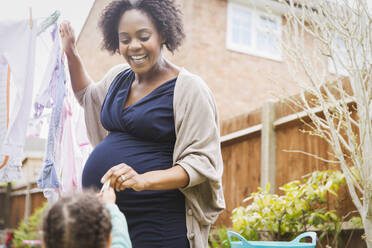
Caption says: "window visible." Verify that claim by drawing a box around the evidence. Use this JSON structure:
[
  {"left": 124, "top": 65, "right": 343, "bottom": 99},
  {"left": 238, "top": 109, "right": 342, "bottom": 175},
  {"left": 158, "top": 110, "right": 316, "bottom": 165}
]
[
  {"left": 227, "top": 1, "right": 282, "bottom": 61},
  {"left": 328, "top": 36, "right": 367, "bottom": 77},
  {"left": 328, "top": 37, "right": 349, "bottom": 76}
]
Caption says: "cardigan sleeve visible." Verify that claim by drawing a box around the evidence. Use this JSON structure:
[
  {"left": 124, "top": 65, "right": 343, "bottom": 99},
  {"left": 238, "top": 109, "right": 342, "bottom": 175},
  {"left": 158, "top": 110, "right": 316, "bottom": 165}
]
[
  {"left": 174, "top": 82, "right": 220, "bottom": 188},
  {"left": 73, "top": 64, "right": 129, "bottom": 147},
  {"left": 74, "top": 64, "right": 128, "bottom": 107},
  {"left": 173, "top": 70, "right": 225, "bottom": 225}
]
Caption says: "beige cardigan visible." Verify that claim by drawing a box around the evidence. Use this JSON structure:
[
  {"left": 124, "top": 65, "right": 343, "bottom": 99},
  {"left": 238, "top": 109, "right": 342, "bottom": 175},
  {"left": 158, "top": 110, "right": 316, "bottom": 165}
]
[{"left": 75, "top": 64, "right": 225, "bottom": 248}]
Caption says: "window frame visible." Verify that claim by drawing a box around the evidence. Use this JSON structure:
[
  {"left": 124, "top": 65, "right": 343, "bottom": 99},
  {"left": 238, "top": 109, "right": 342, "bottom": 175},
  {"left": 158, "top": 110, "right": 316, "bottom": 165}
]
[
  {"left": 328, "top": 36, "right": 349, "bottom": 76},
  {"left": 226, "top": 1, "right": 283, "bottom": 61}
]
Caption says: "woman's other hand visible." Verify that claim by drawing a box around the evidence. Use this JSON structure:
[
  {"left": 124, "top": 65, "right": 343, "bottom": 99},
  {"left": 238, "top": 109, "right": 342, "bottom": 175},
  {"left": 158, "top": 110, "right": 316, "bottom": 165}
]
[
  {"left": 98, "top": 186, "right": 116, "bottom": 204},
  {"left": 101, "top": 163, "right": 147, "bottom": 192},
  {"left": 59, "top": 21, "right": 77, "bottom": 56}
]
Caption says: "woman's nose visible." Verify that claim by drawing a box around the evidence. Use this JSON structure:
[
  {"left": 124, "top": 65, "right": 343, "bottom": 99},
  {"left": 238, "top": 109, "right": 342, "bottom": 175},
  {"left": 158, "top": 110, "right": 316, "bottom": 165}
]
[{"left": 129, "top": 39, "right": 142, "bottom": 50}]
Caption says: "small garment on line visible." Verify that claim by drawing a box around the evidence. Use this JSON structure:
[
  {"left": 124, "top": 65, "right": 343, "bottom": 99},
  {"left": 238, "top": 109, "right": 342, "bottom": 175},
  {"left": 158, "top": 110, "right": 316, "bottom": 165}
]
[
  {"left": 37, "top": 24, "right": 66, "bottom": 191},
  {"left": 34, "top": 24, "right": 61, "bottom": 118},
  {"left": 0, "top": 64, "right": 22, "bottom": 182},
  {"left": 0, "top": 19, "right": 37, "bottom": 182},
  {"left": 58, "top": 80, "right": 92, "bottom": 194}
]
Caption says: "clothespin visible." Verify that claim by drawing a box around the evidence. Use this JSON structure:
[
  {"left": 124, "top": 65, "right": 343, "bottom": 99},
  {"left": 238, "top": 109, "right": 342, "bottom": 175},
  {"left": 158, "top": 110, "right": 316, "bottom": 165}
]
[
  {"left": 37, "top": 10, "right": 61, "bottom": 35},
  {"left": 29, "top": 7, "right": 33, "bottom": 29}
]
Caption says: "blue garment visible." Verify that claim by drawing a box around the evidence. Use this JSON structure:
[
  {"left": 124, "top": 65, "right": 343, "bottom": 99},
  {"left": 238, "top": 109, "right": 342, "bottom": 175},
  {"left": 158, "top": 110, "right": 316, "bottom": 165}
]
[
  {"left": 37, "top": 25, "right": 65, "bottom": 190},
  {"left": 82, "top": 69, "right": 189, "bottom": 248}
]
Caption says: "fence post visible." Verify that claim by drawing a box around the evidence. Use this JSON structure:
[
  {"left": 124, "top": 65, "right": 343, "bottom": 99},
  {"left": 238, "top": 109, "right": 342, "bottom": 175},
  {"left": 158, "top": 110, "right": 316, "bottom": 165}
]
[
  {"left": 24, "top": 183, "right": 31, "bottom": 220},
  {"left": 4, "top": 182, "right": 11, "bottom": 227},
  {"left": 261, "top": 100, "right": 276, "bottom": 193}
]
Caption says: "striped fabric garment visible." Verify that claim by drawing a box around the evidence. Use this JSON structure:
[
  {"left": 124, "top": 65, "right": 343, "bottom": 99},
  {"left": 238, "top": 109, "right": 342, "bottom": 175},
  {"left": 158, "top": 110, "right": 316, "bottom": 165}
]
[
  {"left": 0, "top": 20, "right": 37, "bottom": 182},
  {"left": 0, "top": 64, "right": 22, "bottom": 182}
]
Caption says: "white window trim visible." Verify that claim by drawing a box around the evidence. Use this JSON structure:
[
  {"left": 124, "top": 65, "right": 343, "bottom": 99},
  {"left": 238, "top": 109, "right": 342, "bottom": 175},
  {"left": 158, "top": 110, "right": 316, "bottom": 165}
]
[
  {"left": 327, "top": 35, "right": 372, "bottom": 78},
  {"left": 226, "top": 1, "right": 283, "bottom": 62},
  {"left": 327, "top": 36, "right": 347, "bottom": 76},
  {"left": 328, "top": 56, "right": 349, "bottom": 77}
]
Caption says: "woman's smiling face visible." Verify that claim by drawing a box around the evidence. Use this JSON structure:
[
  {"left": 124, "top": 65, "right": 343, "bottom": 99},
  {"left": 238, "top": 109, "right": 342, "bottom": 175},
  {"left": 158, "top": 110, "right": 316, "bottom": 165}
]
[{"left": 117, "top": 9, "right": 165, "bottom": 74}]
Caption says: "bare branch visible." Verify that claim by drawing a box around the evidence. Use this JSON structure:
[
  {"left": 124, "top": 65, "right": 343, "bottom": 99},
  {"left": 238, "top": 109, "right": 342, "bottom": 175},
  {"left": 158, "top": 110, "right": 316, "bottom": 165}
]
[{"left": 282, "top": 149, "right": 340, "bottom": 163}]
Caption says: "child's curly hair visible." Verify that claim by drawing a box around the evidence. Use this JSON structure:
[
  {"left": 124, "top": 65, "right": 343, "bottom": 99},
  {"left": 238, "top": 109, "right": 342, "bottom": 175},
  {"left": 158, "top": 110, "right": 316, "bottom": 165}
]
[{"left": 42, "top": 192, "right": 112, "bottom": 248}]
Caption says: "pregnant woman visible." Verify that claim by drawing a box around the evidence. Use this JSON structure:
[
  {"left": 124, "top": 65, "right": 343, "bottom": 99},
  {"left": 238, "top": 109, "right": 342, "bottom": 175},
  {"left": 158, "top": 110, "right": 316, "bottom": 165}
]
[{"left": 60, "top": 0, "right": 225, "bottom": 247}]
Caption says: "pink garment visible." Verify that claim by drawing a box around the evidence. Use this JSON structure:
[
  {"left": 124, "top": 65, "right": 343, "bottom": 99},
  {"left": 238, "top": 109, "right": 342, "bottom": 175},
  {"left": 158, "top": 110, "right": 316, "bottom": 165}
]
[{"left": 58, "top": 80, "right": 91, "bottom": 194}]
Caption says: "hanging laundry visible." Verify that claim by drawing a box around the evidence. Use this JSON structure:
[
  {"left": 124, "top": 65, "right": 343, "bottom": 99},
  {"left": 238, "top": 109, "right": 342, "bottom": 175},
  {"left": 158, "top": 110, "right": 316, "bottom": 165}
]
[
  {"left": 27, "top": 117, "right": 45, "bottom": 138},
  {"left": 37, "top": 24, "right": 66, "bottom": 191},
  {"left": 0, "top": 20, "right": 37, "bottom": 182},
  {"left": 43, "top": 188, "right": 59, "bottom": 204},
  {"left": 34, "top": 24, "right": 61, "bottom": 118},
  {"left": 0, "top": 63, "right": 10, "bottom": 166},
  {"left": 35, "top": 23, "right": 91, "bottom": 201},
  {"left": 58, "top": 83, "right": 92, "bottom": 194},
  {"left": 0, "top": 63, "right": 21, "bottom": 182}
]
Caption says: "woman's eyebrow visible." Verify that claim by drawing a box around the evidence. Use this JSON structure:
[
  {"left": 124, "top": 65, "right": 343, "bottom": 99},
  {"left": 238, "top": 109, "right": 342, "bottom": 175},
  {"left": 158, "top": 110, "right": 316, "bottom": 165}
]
[
  {"left": 135, "top": 28, "right": 152, "bottom": 34},
  {"left": 119, "top": 28, "right": 152, "bottom": 37}
]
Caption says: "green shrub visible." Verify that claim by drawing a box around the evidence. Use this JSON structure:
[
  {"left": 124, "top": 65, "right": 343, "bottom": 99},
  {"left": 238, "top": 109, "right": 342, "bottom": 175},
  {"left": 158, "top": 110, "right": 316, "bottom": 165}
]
[
  {"left": 209, "top": 226, "right": 230, "bottom": 248},
  {"left": 12, "top": 203, "right": 48, "bottom": 248},
  {"left": 209, "top": 170, "right": 362, "bottom": 247}
]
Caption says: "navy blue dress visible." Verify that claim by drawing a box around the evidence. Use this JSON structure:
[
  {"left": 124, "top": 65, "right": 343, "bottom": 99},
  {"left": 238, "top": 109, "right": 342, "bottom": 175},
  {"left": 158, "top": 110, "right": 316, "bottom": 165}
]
[{"left": 82, "top": 69, "right": 189, "bottom": 248}]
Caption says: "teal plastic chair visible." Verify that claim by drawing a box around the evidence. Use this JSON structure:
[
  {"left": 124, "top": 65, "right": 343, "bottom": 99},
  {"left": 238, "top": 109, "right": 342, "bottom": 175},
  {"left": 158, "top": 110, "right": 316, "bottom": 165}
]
[{"left": 227, "top": 231, "right": 317, "bottom": 248}]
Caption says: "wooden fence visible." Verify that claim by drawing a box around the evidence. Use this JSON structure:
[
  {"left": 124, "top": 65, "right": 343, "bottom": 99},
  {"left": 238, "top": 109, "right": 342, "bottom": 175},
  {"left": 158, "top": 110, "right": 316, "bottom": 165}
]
[
  {"left": 0, "top": 183, "right": 44, "bottom": 229},
  {"left": 0, "top": 97, "right": 356, "bottom": 229},
  {"left": 216, "top": 98, "right": 356, "bottom": 226}
]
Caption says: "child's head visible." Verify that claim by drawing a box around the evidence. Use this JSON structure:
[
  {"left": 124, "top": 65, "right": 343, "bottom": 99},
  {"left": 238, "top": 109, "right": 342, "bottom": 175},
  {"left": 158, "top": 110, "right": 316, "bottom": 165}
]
[{"left": 42, "top": 192, "right": 112, "bottom": 248}]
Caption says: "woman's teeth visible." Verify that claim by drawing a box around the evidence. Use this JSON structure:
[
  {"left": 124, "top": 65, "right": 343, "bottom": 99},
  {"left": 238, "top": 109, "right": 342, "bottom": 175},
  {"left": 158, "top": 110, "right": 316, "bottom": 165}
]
[{"left": 131, "top": 55, "right": 147, "bottom": 60}]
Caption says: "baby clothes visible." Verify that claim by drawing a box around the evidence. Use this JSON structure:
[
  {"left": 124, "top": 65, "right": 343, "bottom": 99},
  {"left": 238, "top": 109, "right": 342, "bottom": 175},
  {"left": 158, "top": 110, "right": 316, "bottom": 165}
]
[
  {"left": 36, "top": 24, "right": 91, "bottom": 200},
  {"left": 58, "top": 84, "right": 91, "bottom": 194},
  {"left": 37, "top": 25, "right": 66, "bottom": 190},
  {"left": 0, "top": 64, "right": 21, "bottom": 182},
  {"left": 0, "top": 20, "right": 37, "bottom": 182},
  {"left": 0, "top": 64, "right": 10, "bottom": 167},
  {"left": 34, "top": 24, "right": 60, "bottom": 118}
]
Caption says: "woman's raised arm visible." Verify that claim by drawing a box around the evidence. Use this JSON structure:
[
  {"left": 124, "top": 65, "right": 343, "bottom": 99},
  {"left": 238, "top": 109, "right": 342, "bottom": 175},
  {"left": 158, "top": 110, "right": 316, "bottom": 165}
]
[{"left": 60, "top": 21, "right": 92, "bottom": 93}]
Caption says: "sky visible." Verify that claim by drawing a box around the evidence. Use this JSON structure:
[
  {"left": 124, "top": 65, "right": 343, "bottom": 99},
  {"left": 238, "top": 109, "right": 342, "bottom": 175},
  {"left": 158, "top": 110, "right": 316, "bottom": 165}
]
[
  {"left": 0, "top": 0, "right": 94, "bottom": 35},
  {"left": 1, "top": 0, "right": 95, "bottom": 138}
]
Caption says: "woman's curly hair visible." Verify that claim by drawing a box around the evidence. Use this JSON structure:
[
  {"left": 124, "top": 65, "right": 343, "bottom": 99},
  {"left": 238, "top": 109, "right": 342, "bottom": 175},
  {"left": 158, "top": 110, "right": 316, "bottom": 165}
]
[
  {"left": 42, "top": 192, "right": 112, "bottom": 248},
  {"left": 98, "top": 0, "right": 185, "bottom": 54}
]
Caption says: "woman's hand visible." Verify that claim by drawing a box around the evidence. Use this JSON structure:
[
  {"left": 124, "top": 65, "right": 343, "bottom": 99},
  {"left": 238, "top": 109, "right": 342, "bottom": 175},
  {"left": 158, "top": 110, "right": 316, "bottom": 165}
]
[
  {"left": 59, "top": 21, "right": 77, "bottom": 57},
  {"left": 101, "top": 163, "right": 148, "bottom": 192},
  {"left": 98, "top": 187, "right": 116, "bottom": 204}
]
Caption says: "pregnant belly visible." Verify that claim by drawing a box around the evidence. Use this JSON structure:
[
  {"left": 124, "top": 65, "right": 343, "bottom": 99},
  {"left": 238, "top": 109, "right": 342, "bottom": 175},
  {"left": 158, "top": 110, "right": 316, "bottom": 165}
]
[
  {"left": 83, "top": 131, "right": 186, "bottom": 244},
  {"left": 82, "top": 131, "right": 174, "bottom": 189}
]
